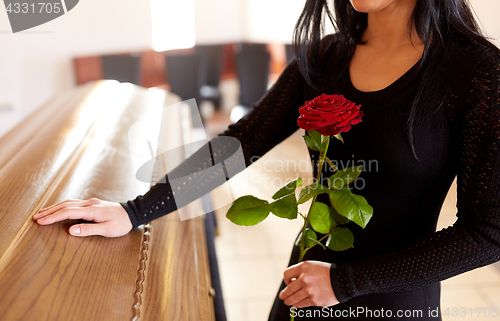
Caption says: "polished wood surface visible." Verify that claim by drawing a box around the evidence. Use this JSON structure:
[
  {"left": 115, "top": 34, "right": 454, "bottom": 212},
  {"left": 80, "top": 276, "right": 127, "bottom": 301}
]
[{"left": 0, "top": 81, "right": 215, "bottom": 321}]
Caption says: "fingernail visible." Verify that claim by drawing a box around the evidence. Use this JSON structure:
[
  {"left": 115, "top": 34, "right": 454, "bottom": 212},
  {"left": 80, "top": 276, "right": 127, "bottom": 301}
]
[{"left": 71, "top": 226, "right": 80, "bottom": 235}]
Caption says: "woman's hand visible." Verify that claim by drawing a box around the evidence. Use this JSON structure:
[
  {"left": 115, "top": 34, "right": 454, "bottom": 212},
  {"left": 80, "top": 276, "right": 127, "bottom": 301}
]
[
  {"left": 33, "top": 198, "right": 133, "bottom": 237},
  {"left": 279, "top": 261, "right": 340, "bottom": 308}
]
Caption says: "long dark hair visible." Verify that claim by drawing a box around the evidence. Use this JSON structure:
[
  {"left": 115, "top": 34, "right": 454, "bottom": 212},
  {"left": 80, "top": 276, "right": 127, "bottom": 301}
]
[{"left": 293, "top": 0, "right": 499, "bottom": 159}]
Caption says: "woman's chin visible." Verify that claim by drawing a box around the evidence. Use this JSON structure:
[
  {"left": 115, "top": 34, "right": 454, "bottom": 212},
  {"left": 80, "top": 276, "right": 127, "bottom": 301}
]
[{"left": 349, "top": 0, "right": 397, "bottom": 13}]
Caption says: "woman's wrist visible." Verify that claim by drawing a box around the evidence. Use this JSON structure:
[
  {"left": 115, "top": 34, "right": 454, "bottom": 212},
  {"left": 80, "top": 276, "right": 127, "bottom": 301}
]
[
  {"left": 120, "top": 201, "right": 141, "bottom": 229},
  {"left": 329, "top": 262, "right": 349, "bottom": 304}
]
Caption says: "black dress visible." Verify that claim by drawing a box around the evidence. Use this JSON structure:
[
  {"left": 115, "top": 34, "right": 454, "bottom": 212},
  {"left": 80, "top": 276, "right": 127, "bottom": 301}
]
[{"left": 121, "top": 39, "right": 500, "bottom": 320}]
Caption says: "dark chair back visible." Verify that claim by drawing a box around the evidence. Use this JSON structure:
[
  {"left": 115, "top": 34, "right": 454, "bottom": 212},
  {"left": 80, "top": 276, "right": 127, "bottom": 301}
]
[
  {"left": 101, "top": 54, "right": 141, "bottom": 85},
  {"left": 235, "top": 48, "right": 270, "bottom": 107},
  {"left": 196, "top": 45, "right": 224, "bottom": 109},
  {"left": 285, "top": 44, "right": 294, "bottom": 64},
  {"left": 165, "top": 53, "right": 207, "bottom": 103},
  {"left": 239, "top": 43, "right": 268, "bottom": 56},
  {"left": 196, "top": 45, "right": 223, "bottom": 87}
]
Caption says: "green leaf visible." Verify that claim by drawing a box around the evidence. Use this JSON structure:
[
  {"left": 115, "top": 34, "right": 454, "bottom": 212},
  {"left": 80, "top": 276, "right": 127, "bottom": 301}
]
[
  {"left": 226, "top": 195, "right": 270, "bottom": 226},
  {"left": 309, "top": 130, "right": 322, "bottom": 145},
  {"left": 309, "top": 202, "right": 335, "bottom": 234},
  {"left": 330, "top": 206, "right": 350, "bottom": 225},
  {"left": 329, "top": 188, "right": 373, "bottom": 228},
  {"left": 308, "top": 236, "right": 327, "bottom": 250},
  {"left": 327, "top": 166, "right": 364, "bottom": 189},
  {"left": 297, "top": 182, "right": 329, "bottom": 204},
  {"left": 295, "top": 229, "right": 317, "bottom": 248},
  {"left": 303, "top": 130, "right": 323, "bottom": 152},
  {"left": 334, "top": 134, "right": 344, "bottom": 144},
  {"left": 272, "top": 177, "right": 303, "bottom": 200},
  {"left": 326, "top": 227, "right": 354, "bottom": 251},
  {"left": 303, "top": 135, "right": 320, "bottom": 152},
  {"left": 269, "top": 193, "right": 298, "bottom": 220}
]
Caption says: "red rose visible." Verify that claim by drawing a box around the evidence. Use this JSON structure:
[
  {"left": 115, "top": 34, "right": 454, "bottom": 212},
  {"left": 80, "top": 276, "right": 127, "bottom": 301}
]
[{"left": 297, "top": 94, "right": 363, "bottom": 136}]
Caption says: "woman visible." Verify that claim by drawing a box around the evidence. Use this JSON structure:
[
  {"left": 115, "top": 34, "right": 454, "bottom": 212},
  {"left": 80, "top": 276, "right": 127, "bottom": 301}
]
[{"left": 34, "top": 0, "right": 500, "bottom": 320}]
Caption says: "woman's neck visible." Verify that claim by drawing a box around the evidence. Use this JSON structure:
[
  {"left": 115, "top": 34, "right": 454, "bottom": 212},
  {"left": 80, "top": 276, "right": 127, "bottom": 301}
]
[
  {"left": 362, "top": 0, "right": 422, "bottom": 50},
  {"left": 348, "top": 0, "right": 424, "bottom": 92}
]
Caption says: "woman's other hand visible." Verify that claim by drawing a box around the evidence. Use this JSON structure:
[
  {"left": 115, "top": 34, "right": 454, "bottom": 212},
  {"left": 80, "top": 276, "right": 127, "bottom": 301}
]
[
  {"left": 33, "top": 198, "right": 133, "bottom": 237},
  {"left": 279, "top": 261, "right": 340, "bottom": 308}
]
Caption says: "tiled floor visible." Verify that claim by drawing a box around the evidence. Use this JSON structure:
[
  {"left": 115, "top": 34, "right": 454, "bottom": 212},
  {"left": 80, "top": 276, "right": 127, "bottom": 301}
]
[{"left": 205, "top": 93, "right": 500, "bottom": 321}]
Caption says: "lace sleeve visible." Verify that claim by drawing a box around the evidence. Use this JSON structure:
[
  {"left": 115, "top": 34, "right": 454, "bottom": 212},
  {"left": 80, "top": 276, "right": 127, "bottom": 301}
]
[
  {"left": 329, "top": 52, "right": 500, "bottom": 303},
  {"left": 121, "top": 59, "right": 305, "bottom": 228}
]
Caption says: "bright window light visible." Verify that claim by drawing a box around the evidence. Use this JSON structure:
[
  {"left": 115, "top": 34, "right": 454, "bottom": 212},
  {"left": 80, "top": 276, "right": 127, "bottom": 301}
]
[{"left": 151, "top": 0, "right": 195, "bottom": 52}]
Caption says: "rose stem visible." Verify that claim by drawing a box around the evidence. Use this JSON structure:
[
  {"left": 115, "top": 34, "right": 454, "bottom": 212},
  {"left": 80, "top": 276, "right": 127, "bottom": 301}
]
[
  {"left": 325, "top": 157, "right": 338, "bottom": 172},
  {"left": 299, "top": 135, "right": 330, "bottom": 262}
]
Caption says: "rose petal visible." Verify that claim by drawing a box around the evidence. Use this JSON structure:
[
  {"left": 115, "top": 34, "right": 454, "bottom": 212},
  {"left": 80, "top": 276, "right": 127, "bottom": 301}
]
[{"left": 297, "top": 94, "right": 362, "bottom": 132}]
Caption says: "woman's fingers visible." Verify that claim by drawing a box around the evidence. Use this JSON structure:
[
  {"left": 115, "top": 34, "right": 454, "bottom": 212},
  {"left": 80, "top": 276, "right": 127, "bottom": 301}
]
[
  {"left": 36, "top": 206, "right": 102, "bottom": 225},
  {"left": 280, "top": 277, "right": 302, "bottom": 300},
  {"left": 292, "top": 298, "right": 315, "bottom": 309},
  {"left": 283, "top": 262, "right": 305, "bottom": 285},
  {"left": 281, "top": 261, "right": 339, "bottom": 308},
  {"left": 34, "top": 198, "right": 98, "bottom": 220},
  {"left": 34, "top": 198, "right": 133, "bottom": 238},
  {"left": 285, "top": 289, "right": 309, "bottom": 307},
  {"left": 280, "top": 279, "right": 307, "bottom": 306},
  {"left": 37, "top": 198, "right": 83, "bottom": 213},
  {"left": 69, "top": 222, "right": 110, "bottom": 237},
  {"left": 37, "top": 198, "right": 95, "bottom": 215}
]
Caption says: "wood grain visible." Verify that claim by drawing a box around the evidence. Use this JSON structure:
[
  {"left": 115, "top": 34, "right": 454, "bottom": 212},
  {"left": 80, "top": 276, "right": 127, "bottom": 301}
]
[{"left": 0, "top": 81, "right": 215, "bottom": 320}]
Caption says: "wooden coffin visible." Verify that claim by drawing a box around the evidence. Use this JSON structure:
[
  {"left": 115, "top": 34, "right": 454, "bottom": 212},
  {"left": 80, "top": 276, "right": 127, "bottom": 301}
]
[{"left": 0, "top": 80, "right": 215, "bottom": 321}]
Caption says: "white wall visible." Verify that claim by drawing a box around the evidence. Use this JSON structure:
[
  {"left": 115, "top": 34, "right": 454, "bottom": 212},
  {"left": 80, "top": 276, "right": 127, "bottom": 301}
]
[
  {"left": 470, "top": 0, "right": 500, "bottom": 46},
  {"left": 194, "top": 0, "right": 244, "bottom": 44},
  {"left": 194, "top": 0, "right": 305, "bottom": 44},
  {"left": 242, "top": 0, "right": 304, "bottom": 43},
  {"left": 0, "top": 0, "right": 153, "bottom": 136}
]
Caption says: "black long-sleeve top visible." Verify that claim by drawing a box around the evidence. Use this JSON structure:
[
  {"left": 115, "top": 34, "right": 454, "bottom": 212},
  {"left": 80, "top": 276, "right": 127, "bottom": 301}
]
[{"left": 121, "top": 39, "right": 500, "bottom": 304}]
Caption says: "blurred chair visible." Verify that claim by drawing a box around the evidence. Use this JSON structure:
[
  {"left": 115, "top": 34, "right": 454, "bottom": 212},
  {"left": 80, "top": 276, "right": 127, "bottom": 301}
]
[
  {"left": 101, "top": 54, "right": 141, "bottom": 85},
  {"left": 231, "top": 43, "right": 270, "bottom": 123},
  {"left": 285, "top": 44, "right": 295, "bottom": 64},
  {"left": 196, "top": 45, "right": 224, "bottom": 110},
  {"left": 239, "top": 43, "right": 268, "bottom": 55},
  {"left": 165, "top": 53, "right": 206, "bottom": 102},
  {"left": 165, "top": 53, "right": 207, "bottom": 127}
]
